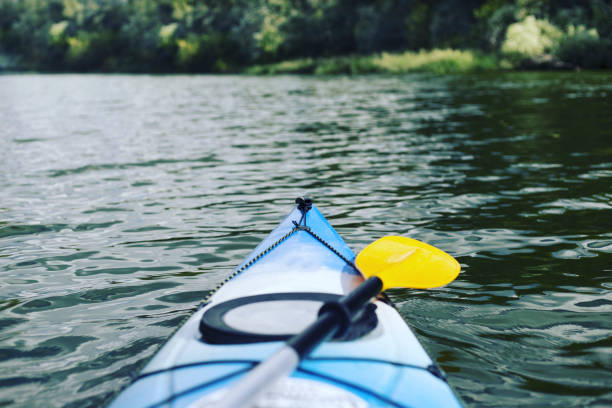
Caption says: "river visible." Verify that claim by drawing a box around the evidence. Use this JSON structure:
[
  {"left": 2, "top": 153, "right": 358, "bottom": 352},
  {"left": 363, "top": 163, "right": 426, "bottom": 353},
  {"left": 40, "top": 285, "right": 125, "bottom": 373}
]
[{"left": 0, "top": 72, "right": 610, "bottom": 407}]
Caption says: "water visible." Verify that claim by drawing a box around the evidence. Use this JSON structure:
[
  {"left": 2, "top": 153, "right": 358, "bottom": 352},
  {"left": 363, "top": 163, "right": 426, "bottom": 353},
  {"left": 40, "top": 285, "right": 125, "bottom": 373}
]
[{"left": 0, "top": 72, "right": 610, "bottom": 407}]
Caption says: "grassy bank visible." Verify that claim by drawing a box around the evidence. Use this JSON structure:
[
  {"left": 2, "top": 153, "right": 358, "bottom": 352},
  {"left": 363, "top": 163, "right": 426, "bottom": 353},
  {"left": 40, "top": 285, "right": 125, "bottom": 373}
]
[{"left": 246, "top": 49, "right": 502, "bottom": 75}]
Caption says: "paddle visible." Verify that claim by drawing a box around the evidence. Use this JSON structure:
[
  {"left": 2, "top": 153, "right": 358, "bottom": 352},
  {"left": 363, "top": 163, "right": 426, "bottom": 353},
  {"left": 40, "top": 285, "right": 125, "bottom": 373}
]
[{"left": 193, "top": 236, "right": 460, "bottom": 408}]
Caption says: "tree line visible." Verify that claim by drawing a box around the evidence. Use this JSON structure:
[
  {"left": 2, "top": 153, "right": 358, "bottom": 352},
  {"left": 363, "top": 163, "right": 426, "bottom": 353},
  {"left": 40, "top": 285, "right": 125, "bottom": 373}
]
[{"left": 0, "top": 0, "right": 610, "bottom": 72}]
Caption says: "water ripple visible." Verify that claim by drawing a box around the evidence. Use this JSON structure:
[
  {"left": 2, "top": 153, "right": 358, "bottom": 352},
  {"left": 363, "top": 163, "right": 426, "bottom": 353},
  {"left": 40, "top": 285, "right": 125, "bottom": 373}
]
[{"left": 0, "top": 72, "right": 611, "bottom": 407}]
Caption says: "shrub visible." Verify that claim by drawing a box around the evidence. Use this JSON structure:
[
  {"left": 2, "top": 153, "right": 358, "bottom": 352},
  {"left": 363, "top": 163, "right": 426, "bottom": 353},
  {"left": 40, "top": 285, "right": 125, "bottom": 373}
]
[
  {"left": 501, "top": 16, "right": 562, "bottom": 62},
  {"left": 246, "top": 58, "right": 316, "bottom": 74},
  {"left": 374, "top": 49, "right": 498, "bottom": 74},
  {"left": 555, "top": 25, "right": 610, "bottom": 68}
]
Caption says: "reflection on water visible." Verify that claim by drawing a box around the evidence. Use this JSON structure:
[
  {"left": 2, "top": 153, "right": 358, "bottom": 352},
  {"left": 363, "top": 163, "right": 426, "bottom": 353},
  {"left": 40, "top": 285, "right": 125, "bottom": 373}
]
[{"left": 0, "top": 72, "right": 611, "bottom": 407}]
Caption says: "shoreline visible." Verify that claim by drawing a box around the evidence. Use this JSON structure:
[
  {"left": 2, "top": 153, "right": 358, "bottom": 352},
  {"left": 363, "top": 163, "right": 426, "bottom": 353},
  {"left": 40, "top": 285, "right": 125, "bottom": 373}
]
[
  {"left": 246, "top": 49, "right": 502, "bottom": 75},
  {"left": 0, "top": 49, "right": 596, "bottom": 76}
]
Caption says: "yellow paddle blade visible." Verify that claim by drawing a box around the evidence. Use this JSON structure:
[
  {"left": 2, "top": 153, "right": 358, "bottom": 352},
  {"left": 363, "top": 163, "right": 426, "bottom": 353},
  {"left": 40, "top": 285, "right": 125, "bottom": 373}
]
[{"left": 355, "top": 236, "right": 460, "bottom": 290}]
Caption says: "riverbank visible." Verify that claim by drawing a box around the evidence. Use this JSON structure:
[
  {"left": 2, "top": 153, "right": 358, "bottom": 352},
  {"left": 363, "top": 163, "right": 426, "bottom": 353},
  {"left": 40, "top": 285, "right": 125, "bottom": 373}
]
[
  {"left": 245, "top": 48, "right": 587, "bottom": 75},
  {"left": 1, "top": 49, "right": 501, "bottom": 75},
  {"left": 246, "top": 49, "right": 504, "bottom": 75},
  {"left": 3, "top": 48, "right": 585, "bottom": 76}
]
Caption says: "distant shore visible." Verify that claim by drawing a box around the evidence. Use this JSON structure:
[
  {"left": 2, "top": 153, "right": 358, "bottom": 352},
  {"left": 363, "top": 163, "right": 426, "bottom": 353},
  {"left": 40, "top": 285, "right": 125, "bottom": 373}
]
[
  {"left": 245, "top": 49, "right": 590, "bottom": 75},
  {"left": 2, "top": 48, "right": 588, "bottom": 75},
  {"left": 245, "top": 49, "right": 500, "bottom": 75},
  {"left": 3, "top": 1, "right": 608, "bottom": 76}
]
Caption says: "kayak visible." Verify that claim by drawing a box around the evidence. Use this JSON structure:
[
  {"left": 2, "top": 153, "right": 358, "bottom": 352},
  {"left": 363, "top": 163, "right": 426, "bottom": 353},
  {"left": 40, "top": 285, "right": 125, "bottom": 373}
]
[{"left": 109, "top": 198, "right": 463, "bottom": 408}]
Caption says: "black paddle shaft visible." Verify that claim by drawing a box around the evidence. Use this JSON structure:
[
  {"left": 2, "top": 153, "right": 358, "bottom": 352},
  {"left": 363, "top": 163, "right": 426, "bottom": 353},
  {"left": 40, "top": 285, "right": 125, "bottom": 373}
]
[{"left": 287, "top": 276, "right": 383, "bottom": 358}]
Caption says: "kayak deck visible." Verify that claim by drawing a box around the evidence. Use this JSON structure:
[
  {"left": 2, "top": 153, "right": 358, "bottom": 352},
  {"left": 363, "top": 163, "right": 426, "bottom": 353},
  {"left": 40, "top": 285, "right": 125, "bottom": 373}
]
[{"left": 109, "top": 202, "right": 462, "bottom": 407}]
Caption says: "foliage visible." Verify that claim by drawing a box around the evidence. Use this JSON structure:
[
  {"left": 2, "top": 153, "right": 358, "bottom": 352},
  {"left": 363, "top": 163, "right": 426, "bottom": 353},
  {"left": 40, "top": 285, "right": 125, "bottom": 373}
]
[
  {"left": 254, "top": 5, "right": 285, "bottom": 56},
  {"left": 501, "top": 16, "right": 562, "bottom": 60},
  {"left": 555, "top": 25, "right": 611, "bottom": 69},
  {"left": 374, "top": 49, "right": 500, "bottom": 74},
  {"left": 0, "top": 0, "right": 610, "bottom": 72},
  {"left": 476, "top": 3, "right": 518, "bottom": 50}
]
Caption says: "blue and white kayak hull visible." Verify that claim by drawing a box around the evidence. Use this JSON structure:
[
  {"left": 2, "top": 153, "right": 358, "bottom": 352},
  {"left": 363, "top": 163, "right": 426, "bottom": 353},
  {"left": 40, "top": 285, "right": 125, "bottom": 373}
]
[{"left": 109, "top": 202, "right": 463, "bottom": 408}]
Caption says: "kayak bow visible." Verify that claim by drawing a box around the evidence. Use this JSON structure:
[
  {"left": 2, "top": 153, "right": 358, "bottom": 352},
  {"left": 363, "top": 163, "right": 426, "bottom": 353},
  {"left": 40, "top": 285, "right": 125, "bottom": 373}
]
[{"left": 109, "top": 198, "right": 463, "bottom": 408}]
